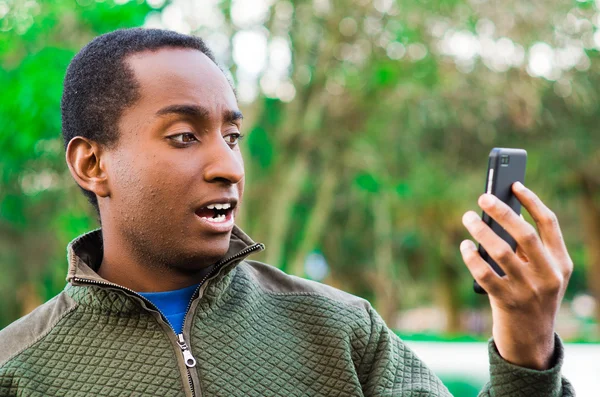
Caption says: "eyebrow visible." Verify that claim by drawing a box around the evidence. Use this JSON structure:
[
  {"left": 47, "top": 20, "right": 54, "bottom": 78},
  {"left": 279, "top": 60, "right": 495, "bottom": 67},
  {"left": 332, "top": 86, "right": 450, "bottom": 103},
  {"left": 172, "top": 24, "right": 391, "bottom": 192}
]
[
  {"left": 224, "top": 109, "right": 244, "bottom": 123},
  {"left": 156, "top": 104, "right": 243, "bottom": 123}
]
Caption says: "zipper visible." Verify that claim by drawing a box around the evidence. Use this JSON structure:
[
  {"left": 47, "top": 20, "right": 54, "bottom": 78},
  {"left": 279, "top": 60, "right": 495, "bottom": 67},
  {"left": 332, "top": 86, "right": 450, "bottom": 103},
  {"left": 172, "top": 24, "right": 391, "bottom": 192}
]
[
  {"left": 176, "top": 242, "right": 264, "bottom": 397},
  {"left": 177, "top": 333, "right": 197, "bottom": 396},
  {"left": 178, "top": 334, "right": 196, "bottom": 396},
  {"left": 178, "top": 333, "right": 197, "bottom": 367},
  {"left": 72, "top": 241, "right": 264, "bottom": 397}
]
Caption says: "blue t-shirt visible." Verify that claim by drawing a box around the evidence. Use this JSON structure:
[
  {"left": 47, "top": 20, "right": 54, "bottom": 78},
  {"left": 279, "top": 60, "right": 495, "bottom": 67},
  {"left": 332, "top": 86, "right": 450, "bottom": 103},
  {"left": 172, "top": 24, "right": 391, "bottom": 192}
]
[{"left": 139, "top": 283, "right": 199, "bottom": 334}]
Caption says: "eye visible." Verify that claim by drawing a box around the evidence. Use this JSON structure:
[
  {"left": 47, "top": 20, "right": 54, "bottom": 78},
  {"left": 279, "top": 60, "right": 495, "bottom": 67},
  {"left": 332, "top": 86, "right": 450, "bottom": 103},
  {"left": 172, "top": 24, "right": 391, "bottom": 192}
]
[
  {"left": 169, "top": 133, "right": 198, "bottom": 144},
  {"left": 224, "top": 133, "right": 245, "bottom": 146}
]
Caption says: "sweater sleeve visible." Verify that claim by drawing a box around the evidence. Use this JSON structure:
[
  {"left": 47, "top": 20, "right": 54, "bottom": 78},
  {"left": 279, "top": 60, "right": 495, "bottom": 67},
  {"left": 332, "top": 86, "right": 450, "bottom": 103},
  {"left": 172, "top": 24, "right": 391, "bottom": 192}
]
[
  {"left": 478, "top": 334, "right": 576, "bottom": 397},
  {"left": 357, "top": 306, "right": 575, "bottom": 397}
]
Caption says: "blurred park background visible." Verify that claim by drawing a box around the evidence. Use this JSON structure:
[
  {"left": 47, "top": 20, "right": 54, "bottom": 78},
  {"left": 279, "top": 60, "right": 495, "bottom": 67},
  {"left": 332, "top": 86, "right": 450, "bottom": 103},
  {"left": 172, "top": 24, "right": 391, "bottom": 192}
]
[{"left": 1, "top": 0, "right": 599, "bottom": 395}]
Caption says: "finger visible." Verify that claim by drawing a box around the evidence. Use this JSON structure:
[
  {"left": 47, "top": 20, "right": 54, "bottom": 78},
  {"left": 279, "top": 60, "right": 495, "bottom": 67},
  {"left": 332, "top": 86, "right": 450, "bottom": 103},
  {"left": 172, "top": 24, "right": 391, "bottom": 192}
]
[
  {"left": 515, "top": 245, "right": 530, "bottom": 263},
  {"left": 478, "top": 193, "right": 548, "bottom": 266},
  {"left": 512, "top": 182, "right": 570, "bottom": 262},
  {"left": 462, "top": 211, "right": 524, "bottom": 280},
  {"left": 460, "top": 239, "right": 504, "bottom": 294}
]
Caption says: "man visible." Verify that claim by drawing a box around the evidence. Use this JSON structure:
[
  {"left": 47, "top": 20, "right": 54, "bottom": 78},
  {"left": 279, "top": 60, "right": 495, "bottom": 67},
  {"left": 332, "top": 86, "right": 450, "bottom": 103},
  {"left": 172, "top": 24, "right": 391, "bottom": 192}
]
[{"left": 0, "top": 28, "right": 575, "bottom": 396}]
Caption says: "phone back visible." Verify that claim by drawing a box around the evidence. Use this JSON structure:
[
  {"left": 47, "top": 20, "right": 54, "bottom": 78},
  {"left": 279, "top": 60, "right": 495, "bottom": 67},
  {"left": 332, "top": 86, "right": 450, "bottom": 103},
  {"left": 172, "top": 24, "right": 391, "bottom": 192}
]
[{"left": 474, "top": 148, "right": 527, "bottom": 294}]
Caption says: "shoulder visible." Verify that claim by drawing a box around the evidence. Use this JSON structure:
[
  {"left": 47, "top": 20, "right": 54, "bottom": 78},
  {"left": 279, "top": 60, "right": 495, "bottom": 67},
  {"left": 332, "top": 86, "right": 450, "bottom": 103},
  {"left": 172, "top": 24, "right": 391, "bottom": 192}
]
[
  {"left": 0, "top": 291, "right": 77, "bottom": 367},
  {"left": 237, "top": 259, "right": 372, "bottom": 314},
  {"left": 236, "top": 260, "right": 383, "bottom": 369}
]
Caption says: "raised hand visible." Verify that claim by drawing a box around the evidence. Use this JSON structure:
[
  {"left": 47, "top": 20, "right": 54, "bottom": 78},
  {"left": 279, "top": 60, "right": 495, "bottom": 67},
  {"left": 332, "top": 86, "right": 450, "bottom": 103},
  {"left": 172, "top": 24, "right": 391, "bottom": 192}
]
[{"left": 460, "top": 181, "right": 573, "bottom": 370}]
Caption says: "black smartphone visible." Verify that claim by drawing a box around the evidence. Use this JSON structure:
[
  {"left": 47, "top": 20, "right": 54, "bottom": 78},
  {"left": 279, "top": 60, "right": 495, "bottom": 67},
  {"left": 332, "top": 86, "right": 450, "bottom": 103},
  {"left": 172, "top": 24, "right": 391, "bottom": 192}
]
[{"left": 474, "top": 148, "right": 527, "bottom": 294}]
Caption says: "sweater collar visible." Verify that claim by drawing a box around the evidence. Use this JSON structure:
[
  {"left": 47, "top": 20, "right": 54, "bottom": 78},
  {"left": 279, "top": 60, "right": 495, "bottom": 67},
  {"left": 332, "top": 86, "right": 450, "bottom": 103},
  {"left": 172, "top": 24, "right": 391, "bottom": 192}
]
[{"left": 65, "top": 225, "right": 264, "bottom": 286}]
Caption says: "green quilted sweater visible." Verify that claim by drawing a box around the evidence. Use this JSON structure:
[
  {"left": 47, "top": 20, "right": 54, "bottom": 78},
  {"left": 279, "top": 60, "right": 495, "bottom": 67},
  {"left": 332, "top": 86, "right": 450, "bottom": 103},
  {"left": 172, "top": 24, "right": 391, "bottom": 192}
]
[{"left": 0, "top": 227, "right": 574, "bottom": 396}]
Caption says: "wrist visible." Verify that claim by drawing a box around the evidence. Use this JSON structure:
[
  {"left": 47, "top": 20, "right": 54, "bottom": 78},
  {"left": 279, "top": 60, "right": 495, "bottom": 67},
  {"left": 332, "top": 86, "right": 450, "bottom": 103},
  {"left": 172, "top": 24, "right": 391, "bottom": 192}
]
[{"left": 493, "top": 326, "right": 556, "bottom": 370}]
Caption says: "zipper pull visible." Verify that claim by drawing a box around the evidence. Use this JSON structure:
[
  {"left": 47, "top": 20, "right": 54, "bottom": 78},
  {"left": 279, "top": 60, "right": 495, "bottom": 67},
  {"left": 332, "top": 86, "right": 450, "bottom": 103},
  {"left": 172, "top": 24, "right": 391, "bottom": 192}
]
[{"left": 177, "top": 333, "right": 197, "bottom": 368}]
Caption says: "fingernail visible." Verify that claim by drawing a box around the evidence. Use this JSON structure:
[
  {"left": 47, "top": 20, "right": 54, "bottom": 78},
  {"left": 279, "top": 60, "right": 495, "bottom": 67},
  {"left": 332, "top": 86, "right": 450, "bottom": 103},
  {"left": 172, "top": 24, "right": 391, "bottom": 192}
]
[
  {"left": 460, "top": 240, "right": 475, "bottom": 253},
  {"left": 463, "top": 211, "right": 480, "bottom": 225},
  {"left": 479, "top": 194, "right": 496, "bottom": 208},
  {"left": 513, "top": 181, "right": 524, "bottom": 191}
]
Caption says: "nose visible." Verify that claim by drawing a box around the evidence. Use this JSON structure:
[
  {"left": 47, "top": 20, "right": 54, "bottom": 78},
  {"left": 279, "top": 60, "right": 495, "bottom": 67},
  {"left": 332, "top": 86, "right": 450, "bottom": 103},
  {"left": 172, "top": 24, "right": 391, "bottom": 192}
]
[{"left": 203, "top": 137, "right": 245, "bottom": 185}]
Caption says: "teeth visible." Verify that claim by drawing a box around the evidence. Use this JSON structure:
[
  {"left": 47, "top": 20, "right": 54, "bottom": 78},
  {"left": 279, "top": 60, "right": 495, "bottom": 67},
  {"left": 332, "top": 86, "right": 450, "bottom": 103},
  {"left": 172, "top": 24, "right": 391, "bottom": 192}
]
[
  {"left": 205, "top": 203, "right": 232, "bottom": 210},
  {"left": 207, "top": 214, "right": 226, "bottom": 222},
  {"left": 200, "top": 214, "right": 228, "bottom": 222}
]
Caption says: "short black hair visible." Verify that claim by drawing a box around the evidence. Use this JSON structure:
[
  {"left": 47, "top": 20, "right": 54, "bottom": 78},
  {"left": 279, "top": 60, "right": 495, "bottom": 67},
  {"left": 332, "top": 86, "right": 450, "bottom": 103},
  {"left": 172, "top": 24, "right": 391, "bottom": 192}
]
[{"left": 61, "top": 28, "right": 219, "bottom": 214}]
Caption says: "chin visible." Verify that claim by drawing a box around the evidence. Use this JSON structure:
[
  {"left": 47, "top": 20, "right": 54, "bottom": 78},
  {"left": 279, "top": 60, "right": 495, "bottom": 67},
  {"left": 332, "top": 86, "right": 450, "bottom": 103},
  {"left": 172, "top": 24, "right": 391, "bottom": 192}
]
[{"left": 186, "top": 234, "right": 231, "bottom": 267}]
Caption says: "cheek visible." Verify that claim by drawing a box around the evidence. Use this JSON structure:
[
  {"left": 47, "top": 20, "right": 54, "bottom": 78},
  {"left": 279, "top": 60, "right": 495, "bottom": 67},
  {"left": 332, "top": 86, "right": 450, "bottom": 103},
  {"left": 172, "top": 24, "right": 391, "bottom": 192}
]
[
  {"left": 236, "top": 151, "right": 245, "bottom": 191},
  {"left": 110, "top": 149, "right": 197, "bottom": 207},
  {"left": 238, "top": 177, "right": 245, "bottom": 199},
  {"left": 235, "top": 151, "right": 245, "bottom": 213}
]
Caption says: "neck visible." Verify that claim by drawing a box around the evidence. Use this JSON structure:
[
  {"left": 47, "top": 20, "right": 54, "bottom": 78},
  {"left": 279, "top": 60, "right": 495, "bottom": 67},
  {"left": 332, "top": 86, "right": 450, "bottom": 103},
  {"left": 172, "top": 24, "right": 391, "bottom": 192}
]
[{"left": 98, "top": 230, "right": 217, "bottom": 293}]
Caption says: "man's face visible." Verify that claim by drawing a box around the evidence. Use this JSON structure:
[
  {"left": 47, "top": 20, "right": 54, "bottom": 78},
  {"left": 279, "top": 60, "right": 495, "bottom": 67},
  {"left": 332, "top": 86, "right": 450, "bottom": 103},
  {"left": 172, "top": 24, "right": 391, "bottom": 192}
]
[{"left": 101, "top": 48, "right": 245, "bottom": 271}]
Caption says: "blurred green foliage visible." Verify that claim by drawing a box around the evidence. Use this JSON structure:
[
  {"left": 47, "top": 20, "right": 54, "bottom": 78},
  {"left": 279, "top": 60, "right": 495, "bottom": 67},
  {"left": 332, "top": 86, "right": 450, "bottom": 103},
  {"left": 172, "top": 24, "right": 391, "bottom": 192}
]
[
  {"left": 0, "top": 0, "right": 155, "bottom": 324},
  {"left": 0, "top": 0, "right": 599, "bottom": 346}
]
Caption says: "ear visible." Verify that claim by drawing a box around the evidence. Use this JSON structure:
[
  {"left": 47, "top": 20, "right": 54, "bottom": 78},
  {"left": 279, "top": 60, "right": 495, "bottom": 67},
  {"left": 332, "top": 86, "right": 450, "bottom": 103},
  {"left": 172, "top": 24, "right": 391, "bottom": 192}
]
[{"left": 65, "top": 137, "right": 110, "bottom": 199}]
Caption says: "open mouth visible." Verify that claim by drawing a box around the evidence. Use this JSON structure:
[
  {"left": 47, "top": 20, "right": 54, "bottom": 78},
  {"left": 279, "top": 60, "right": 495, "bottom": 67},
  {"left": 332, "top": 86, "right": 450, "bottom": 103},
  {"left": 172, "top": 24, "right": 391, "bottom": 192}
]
[{"left": 195, "top": 202, "right": 235, "bottom": 223}]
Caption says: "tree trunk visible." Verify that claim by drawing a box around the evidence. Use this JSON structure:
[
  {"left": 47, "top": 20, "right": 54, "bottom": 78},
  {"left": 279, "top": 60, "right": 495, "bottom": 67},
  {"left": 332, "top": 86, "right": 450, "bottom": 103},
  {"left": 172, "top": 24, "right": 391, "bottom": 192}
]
[
  {"left": 437, "top": 260, "right": 463, "bottom": 333},
  {"left": 371, "top": 192, "right": 399, "bottom": 325},
  {"left": 263, "top": 155, "right": 309, "bottom": 267},
  {"left": 579, "top": 174, "right": 600, "bottom": 321},
  {"left": 439, "top": 226, "right": 465, "bottom": 334},
  {"left": 289, "top": 168, "right": 338, "bottom": 276}
]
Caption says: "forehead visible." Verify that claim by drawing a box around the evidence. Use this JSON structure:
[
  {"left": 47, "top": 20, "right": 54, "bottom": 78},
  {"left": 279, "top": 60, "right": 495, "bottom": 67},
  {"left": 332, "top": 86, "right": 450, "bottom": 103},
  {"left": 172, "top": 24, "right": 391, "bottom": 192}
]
[{"left": 125, "top": 48, "right": 236, "bottom": 111}]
